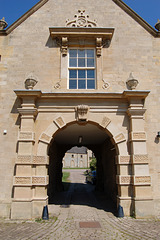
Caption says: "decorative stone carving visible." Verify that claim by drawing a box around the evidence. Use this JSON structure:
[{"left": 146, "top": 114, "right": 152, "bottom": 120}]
[
  {"left": 102, "top": 79, "right": 110, "bottom": 90},
  {"left": 0, "top": 17, "right": 8, "bottom": 30},
  {"left": 126, "top": 72, "right": 139, "bottom": 90},
  {"left": 130, "top": 132, "right": 146, "bottom": 141},
  {"left": 134, "top": 176, "right": 151, "bottom": 185},
  {"left": 18, "top": 132, "right": 35, "bottom": 142},
  {"left": 116, "top": 175, "right": 132, "bottom": 185},
  {"left": 76, "top": 105, "right": 89, "bottom": 121},
  {"left": 132, "top": 155, "right": 149, "bottom": 164},
  {"left": 114, "top": 133, "right": 126, "bottom": 144},
  {"left": 54, "top": 81, "right": 61, "bottom": 89},
  {"left": 33, "top": 156, "right": 49, "bottom": 165},
  {"left": 25, "top": 73, "right": 38, "bottom": 90},
  {"left": 16, "top": 155, "right": 32, "bottom": 164},
  {"left": 39, "top": 133, "right": 51, "bottom": 144},
  {"left": 117, "top": 156, "right": 131, "bottom": 165},
  {"left": 66, "top": 10, "right": 97, "bottom": 28},
  {"left": 32, "top": 177, "right": 46, "bottom": 185},
  {"left": 96, "top": 38, "right": 102, "bottom": 56},
  {"left": 54, "top": 116, "right": 66, "bottom": 128},
  {"left": 155, "top": 19, "right": 160, "bottom": 31},
  {"left": 16, "top": 155, "right": 49, "bottom": 165},
  {"left": 100, "top": 116, "right": 111, "bottom": 128},
  {"left": 14, "top": 177, "right": 31, "bottom": 185},
  {"left": 61, "top": 37, "right": 68, "bottom": 56}
]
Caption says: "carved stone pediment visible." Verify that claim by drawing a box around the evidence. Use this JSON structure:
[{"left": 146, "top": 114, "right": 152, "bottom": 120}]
[{"left": 66, "top": 10, "right": 97, "bottom": 28}]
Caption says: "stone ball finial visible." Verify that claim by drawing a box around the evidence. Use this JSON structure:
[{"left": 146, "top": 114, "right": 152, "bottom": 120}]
[
  {"left": 0, "top": 17, "right": 8, "bottom": 30},
  {"left": 155, "top": 19, "right": 160, "bottom": 31},
  {"left": 24, "top": 73, "right": 38, "bottom": 90},
  {"left": 126, "top": 72, "right": 139, "bottom": 90}
]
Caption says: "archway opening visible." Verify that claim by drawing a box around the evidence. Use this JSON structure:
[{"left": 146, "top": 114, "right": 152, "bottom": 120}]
[{"left": 47, "top": 121, "right": 118, "bottom": 211}]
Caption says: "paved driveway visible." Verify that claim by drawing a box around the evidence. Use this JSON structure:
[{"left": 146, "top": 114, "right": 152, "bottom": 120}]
[{"left": 0, "top": 169, "right": 160, "bottom": 240}]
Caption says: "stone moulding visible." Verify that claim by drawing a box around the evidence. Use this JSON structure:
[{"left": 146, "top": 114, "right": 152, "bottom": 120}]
[
  {"left": 13, "top": 176, "right": 49, "bottom": 186},
  {"left": 16, "top": 155, "right": 49, "bottom": 165}
]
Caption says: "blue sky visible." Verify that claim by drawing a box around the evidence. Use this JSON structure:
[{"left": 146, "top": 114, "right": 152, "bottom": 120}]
[{"left": 0, "top": 0, "right": 159, "bottom": 29}]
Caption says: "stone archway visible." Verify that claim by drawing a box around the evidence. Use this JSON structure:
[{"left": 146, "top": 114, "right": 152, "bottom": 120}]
[
  {"left": 37, "top": 114, "right": 131, "bottom": 215},
  {"left": 12, "top": 90, "right": 153, "bottom": 219}
]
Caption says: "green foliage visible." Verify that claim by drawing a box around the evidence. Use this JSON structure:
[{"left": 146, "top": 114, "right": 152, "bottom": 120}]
[
  {"left": 90, "top": 158, "right": 97, "bottom": 171},
  {"left": 62, "top": 171, "right": 70, "bottom": 182}
]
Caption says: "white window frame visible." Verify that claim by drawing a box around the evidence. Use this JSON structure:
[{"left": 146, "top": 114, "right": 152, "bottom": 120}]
[{"left": 67, "top": 48, "right": 96, "bottom": 90}]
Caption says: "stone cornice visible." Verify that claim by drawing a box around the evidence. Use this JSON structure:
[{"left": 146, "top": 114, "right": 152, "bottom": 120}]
[
  {"left": 14, "top": 90, "right": 150, "bottom": 101},
  {"left": 49, "top": 27, "right": 114, "bottom": 40}
]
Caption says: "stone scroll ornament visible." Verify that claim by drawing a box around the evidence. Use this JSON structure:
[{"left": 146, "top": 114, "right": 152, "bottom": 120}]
[{"left": 66, "top": 10, "right": 97, "bottom": 27}]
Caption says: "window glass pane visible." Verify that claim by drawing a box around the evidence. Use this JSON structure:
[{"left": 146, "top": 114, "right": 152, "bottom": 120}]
[
  {"left": 87, "top": 70, "right": 95, "bottom": 78},
  {"left": 78, "top": 49, "right": 85, "bottom": 57},
  {"left": 69, "top": 80, "right": 77, "bottom": 89},
  {"left": 78, "top": 58, "right": 85, "bottom": 67},
  {"left": 87, "top": 58, "right": 94, "bottom": 67},
  {"left": 78, "top": 70, "right": 85, "bottom": 78},
  {"left": 69, "top": 49, "right": 77, "bottom": 57},
  {"left": 87, "top": 49, "right": 94, "bottom": 58},
  {"left": 78, "top": 80, "right": 86, "bottom": 89},
  {"left": 87, "top": 80, "right": 95, "bottom": 89},
  {"left": 69, "top": 58, "right": 77, "bottom": 67},
  {"left": 69, "top": 70, "right": 77, "bottom": 78}
]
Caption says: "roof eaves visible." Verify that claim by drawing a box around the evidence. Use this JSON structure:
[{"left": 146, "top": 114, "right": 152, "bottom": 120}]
[
  {"left": 0, "top": 0, "right": 49, "bottom": 35},
  {"left": 112, "top": 0, "right": 160, "bottom": 38}
]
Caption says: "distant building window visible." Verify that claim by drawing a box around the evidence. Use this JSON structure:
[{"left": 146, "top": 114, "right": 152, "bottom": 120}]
[
  {"left": 81, "top": 155, "right": 83, "bottom": 158},
  {"left": 68, "top": 49, "right": 96, "bottom": 89},
  {"left": 72, "top": 154, "right": 74, "bottom": 158}
]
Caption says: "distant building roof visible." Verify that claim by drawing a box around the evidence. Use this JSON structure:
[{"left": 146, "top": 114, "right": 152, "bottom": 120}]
[{"left": 67, "top": 146, "right": 87, "bottom": 154}]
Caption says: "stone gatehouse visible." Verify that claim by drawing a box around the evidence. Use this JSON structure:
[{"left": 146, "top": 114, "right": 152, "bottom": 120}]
[{"left": 0, "top": 0, "right": 160, "bottom": 219}]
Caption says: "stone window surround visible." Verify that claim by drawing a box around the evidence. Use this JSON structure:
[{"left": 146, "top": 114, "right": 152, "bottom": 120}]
[{"left": 49, "top": 27, "right": 114, "bottom": 89}]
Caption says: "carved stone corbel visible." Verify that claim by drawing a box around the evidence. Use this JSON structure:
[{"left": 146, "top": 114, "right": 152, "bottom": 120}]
[
  {"left": 96, "top": 38, "right": 102, "bottom": 56},
  {"left": 76, "top": 105, "right": 89, "bottom": 121},
  {"left": 61, "top": 37, "right": 68, "bottom": 56}
]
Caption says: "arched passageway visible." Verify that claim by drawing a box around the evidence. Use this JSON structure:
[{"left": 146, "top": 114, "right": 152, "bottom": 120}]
[{"left": 47, "top": 122, "right": 118, "bottom": 208}]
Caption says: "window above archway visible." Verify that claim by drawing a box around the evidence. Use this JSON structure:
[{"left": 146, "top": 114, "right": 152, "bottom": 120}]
[{"left": 49, "top": 9, "right": 114, "bottom": 57}]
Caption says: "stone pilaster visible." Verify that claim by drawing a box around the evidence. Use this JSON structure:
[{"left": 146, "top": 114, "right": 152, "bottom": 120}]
[{"left": 127, "top": 97, "right": 153, "bottom": 218}]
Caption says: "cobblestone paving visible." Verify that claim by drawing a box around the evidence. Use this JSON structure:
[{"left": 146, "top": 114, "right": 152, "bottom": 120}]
[{"left": 0, "top": 169, "right": 160, "bottom": 240}]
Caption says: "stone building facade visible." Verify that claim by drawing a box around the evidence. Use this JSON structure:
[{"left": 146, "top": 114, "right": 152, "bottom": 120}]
[
  {"left": 62, "top": 146, "right": 90, "bottom": 168},
  {"left": 0, "top": 0, "right": 160, "bottom": 219}
]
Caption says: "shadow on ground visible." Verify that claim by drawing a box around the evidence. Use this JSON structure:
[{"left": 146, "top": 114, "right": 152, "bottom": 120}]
[{"left": 49, "top": 182, "right": 117, "bottom": 216}]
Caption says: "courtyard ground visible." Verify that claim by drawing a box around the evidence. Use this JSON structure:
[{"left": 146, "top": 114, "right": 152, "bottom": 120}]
[{"left": 0, "top": 169, "right": 160, "bottom": 240}]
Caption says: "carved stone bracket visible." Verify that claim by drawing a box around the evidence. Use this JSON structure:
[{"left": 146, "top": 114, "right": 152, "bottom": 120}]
[
  {"left": 61, "top": 37, "right": 68, "bottom": 56},
  {"left": 76, "top": 105, "right": 89, "bottom": 121}
]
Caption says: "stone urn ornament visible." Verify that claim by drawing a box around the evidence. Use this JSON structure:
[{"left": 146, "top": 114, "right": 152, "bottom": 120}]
[
  {"left": 126, "top": 72, "right": 139, "bottom": 90},
  {"left": 0, "top": 17, "right": 8, "bottom": 30},
  {"left": 25, "top": 73, "right": 38, "bottom": 90},
  {"left": 155, "top": 19, "right": 160, "bottom": 31}
]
